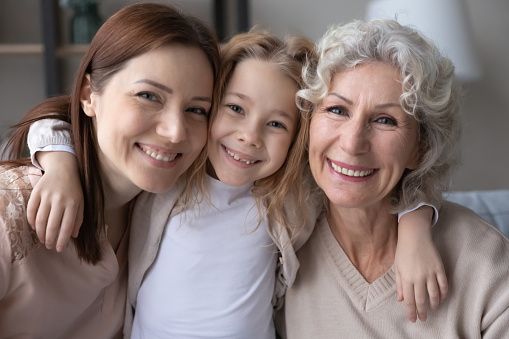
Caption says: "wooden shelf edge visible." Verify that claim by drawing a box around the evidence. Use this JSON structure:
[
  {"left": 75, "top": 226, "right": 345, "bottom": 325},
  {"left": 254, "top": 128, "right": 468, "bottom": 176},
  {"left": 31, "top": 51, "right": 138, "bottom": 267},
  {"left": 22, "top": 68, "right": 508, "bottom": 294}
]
[
  {"left": 0, "top": 44, "right": 89, "bottom": 56},
  {"left": 0, "top": 44, "right": 43, "bottom": 55},
  {"left": 57, "top": 44, "right": 90, "bottom": 57}
]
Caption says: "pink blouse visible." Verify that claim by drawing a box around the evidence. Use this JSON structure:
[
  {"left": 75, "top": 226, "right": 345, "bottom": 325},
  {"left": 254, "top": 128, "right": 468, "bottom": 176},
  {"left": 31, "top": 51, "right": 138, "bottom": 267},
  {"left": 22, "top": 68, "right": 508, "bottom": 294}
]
[{"left": 0, "top": 166, "right": 129, "bottom": 338}]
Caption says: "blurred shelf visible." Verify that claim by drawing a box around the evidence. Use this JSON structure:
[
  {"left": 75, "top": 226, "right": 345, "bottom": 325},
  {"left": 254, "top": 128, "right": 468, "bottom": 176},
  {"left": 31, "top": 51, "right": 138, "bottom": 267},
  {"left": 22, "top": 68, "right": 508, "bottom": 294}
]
[
  {"left": 0, "top": 43, "right": 89, "bottom": 56},
  {"left": 0, "top": 44, "right": 43, "bottom": 55}
]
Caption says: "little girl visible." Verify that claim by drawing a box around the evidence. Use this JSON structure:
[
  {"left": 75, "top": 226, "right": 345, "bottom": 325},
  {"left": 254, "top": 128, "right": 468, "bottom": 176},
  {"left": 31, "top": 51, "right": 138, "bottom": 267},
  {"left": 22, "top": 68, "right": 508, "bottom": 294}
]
[{"left": 27, "top": 30, "right": 446, "bottom": 337}]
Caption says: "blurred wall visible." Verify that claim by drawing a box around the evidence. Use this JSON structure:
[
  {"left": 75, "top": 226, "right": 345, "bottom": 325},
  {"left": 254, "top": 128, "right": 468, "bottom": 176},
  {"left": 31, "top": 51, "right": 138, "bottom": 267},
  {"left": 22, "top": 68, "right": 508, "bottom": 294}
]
[{"left": 1, "top": 0, "right": 508, "bottom": 190}]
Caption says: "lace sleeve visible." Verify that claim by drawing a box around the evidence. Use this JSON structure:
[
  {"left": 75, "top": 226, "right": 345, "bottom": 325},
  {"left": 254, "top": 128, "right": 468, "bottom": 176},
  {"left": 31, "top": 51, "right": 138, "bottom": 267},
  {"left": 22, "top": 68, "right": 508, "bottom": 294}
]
[{"left": 0, "top": 166, "right": 41, "bottom": 265}]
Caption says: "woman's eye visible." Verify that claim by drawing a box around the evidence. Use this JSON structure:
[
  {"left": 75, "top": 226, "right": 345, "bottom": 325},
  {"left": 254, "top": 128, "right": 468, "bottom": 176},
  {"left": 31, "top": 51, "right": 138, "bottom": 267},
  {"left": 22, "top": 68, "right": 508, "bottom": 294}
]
[
  {"left": 187, "top": 107, "right": 208, "bottom": 116},
  {"left": 137, "top": 92, "right": 158, "bottom": 102},
  {"left": 376, "top": 116, "right": 397, "bottom": 126},
  {"left": 268, "top": 121, "right": 286, "bottom": 129},
  {"left": 228, "top": 105, "right": 244, "bottom": 114},
  {"left": 326, "top": 105, "right": 348, "bottom": 116}
]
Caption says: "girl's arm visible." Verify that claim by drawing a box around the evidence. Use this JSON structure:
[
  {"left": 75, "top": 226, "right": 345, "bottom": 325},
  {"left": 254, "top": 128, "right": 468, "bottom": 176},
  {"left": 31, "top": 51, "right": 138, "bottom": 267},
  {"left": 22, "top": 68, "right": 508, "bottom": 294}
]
[
  {"left": 27, "top": 119, "right": 83, "bottom": 252},
  {"left": 395, "top": 204, "right": 448, "bottom": 323}
]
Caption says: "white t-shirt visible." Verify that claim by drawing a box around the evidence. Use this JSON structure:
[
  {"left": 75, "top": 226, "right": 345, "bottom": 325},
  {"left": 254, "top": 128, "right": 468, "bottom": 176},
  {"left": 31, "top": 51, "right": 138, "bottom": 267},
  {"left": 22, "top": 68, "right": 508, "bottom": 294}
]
[{"left": 132, "top": 176, "right": 278, "bottom": 338}]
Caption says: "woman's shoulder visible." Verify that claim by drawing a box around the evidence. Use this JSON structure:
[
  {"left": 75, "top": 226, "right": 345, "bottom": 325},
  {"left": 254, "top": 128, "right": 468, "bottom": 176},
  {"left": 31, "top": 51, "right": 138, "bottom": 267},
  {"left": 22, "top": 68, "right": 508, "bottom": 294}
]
[{"left": 0, "top": 165, "right": 41, "bottom": 263}]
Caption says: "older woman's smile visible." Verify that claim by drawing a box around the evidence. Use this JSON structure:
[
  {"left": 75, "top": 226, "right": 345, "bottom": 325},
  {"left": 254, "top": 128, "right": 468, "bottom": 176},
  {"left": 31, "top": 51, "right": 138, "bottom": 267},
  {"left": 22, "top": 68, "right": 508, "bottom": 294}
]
[
  {"left": 309, "top": 62, "right": 419, "bottom": 209},
  {"left": 329, "top": 159, "right": 377, "bottom": 179}
]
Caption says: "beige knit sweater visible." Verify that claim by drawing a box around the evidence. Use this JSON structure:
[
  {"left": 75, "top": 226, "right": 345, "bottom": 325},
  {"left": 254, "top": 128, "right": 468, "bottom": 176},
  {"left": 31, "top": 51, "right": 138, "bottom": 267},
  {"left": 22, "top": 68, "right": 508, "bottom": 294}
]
[{"left": 277, "top": 201, "right": 509, "bottom": 338}]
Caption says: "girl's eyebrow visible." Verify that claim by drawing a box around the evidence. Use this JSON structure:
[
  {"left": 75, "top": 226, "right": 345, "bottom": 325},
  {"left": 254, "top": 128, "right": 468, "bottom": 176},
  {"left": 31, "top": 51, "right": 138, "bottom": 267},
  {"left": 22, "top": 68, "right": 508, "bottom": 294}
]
[
  {"left": 225, "top": 91, "right": 253, "bottom": 104},
  {"left": 135, "top": 79, "right": 212, "bottom": 102}
]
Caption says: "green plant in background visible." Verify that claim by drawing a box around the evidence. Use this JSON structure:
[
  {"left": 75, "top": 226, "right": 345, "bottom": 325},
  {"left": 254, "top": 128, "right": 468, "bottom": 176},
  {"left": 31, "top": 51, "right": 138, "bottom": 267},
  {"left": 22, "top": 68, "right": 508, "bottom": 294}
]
[{"left": 60, "top": 0, "right": 102, "bottom": 44}]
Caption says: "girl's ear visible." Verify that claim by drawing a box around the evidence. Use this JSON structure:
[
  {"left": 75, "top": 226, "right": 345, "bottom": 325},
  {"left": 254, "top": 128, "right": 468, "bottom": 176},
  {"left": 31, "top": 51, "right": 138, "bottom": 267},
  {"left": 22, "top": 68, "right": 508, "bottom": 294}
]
[{"left": 80, "top": 74, "right": 96, "bottom": 117}]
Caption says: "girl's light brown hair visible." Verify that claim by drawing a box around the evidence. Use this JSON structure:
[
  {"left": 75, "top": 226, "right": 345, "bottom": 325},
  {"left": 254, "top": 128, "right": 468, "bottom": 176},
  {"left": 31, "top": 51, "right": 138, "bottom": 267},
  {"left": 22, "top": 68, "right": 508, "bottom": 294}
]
[
  {"left": 195, "top": 30, "right": 316, "bottom": 237},
  {"left": 2, "top": 3, "right": 220, "bottom": 263}
]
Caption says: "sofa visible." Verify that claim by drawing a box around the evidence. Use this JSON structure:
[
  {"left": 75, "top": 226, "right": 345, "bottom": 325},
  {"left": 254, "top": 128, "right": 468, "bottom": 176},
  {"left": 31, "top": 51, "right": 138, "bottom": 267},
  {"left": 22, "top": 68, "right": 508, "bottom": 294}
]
[{"left": 445, "top": 190, "right": 509, "bottom": 238}]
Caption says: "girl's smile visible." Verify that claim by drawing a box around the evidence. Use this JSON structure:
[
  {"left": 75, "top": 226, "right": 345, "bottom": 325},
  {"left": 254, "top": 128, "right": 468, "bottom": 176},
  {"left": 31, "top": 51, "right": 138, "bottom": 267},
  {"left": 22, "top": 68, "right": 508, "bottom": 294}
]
[{"left": 207, "top": 59, "right": 299, "bottom": 187}]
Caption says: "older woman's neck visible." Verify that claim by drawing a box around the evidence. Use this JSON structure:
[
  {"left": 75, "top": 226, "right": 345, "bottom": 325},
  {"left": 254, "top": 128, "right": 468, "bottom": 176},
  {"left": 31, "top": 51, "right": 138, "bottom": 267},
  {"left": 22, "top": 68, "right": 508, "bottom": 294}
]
[{"left": 327, "top": 204, "right": 398, "bottom": 283}]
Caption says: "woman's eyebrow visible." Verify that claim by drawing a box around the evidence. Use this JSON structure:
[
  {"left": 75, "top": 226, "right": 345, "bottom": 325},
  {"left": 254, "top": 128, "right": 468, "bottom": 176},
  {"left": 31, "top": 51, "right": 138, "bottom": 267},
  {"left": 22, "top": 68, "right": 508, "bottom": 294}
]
[
  {"left": 135, "top": 79, "right": 212, "bottom": 102},
  {"left": 135, "top": 79, "right": 173, "bottom": 94}
]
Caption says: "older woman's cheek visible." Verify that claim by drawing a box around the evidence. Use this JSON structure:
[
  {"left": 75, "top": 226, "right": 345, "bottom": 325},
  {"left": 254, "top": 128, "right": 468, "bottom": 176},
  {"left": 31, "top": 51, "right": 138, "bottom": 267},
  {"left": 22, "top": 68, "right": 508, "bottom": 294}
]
[{"left": 309, "top": 113, "right": 331, "bottom": 190}]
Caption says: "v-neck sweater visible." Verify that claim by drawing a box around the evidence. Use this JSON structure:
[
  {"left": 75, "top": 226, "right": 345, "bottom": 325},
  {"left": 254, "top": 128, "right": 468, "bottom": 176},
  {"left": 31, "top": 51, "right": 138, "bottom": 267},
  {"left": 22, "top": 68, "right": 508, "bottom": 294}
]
[{"left": 278, "top": 201, "right": 509, "bottom": 338}]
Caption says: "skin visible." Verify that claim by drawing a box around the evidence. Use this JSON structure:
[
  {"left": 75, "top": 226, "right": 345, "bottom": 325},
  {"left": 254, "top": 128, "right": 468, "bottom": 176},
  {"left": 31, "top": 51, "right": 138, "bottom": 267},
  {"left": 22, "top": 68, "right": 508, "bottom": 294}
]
[
  {"left": 29, "top": 44, "right": 214, "bottom": 251},
  {"left": 207, "top": 59, "right": 300, "bottom": 186},
  {"left": 309, "top": 61, "right": 426, "bottom": 314},
  {"left": 83, "top": 45, "right": 213, "bottom": 199},
  {"left": 26, "top": 54, "right": 447, "bottom": 324}
]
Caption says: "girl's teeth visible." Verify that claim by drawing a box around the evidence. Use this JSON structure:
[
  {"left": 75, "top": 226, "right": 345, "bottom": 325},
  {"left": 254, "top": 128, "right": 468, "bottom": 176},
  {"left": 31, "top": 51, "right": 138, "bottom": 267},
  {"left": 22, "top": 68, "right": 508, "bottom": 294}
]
[
  {"left": 331, "top": 162, "right": 374, "bottom": 177},
  {"left": 227, "top": 149, "right": 255, "bottom": 165}
]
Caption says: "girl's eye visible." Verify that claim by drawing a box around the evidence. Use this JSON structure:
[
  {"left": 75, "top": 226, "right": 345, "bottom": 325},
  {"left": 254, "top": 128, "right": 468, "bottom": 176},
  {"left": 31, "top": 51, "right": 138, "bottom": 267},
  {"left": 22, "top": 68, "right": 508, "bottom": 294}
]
[
  {"left": 228, "top": 105, "right": 244, "bottom": 114},
  {"left": 376, "top": 116, "right": 397, "bottom": 126},
  {"left": 187, "top": 107, "right": 208, "bottom": 116},
  {"left": 137, "top": 92, "right": 158, "bottom": 102},
  {"left": 268, "top": 121, "right": 286, "bottom": 129},
  {"left": 326, "top": 105, "right": 348, "bottom": 116}
]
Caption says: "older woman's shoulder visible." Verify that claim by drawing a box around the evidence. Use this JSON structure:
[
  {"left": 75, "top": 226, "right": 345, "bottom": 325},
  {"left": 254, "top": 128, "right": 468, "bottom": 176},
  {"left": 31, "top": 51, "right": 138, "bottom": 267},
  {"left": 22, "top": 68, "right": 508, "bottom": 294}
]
[{"left": 436, "top": 200, "right": 509, "bottom": 250}]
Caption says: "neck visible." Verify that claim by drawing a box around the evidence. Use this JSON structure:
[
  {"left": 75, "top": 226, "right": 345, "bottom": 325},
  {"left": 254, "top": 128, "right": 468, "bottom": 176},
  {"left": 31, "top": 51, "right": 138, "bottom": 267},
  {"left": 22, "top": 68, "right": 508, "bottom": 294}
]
[
  {"left": 327, "top": 201, "right": 398, "bottom": 283},
  {"left": 101, "top": 172, "right": 141, "bottom": 251}
]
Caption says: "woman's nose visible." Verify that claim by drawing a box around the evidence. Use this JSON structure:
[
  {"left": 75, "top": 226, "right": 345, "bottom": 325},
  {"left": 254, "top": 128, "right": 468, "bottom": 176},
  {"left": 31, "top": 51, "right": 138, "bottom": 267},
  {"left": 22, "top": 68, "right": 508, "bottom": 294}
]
[{"left": 156, "top": 108, "right": 187, "bottom": 144}]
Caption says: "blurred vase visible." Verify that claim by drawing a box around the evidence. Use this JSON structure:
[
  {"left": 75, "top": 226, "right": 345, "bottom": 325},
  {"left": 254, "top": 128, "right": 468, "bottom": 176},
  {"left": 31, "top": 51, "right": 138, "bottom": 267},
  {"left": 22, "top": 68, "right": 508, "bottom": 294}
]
[{"left": 71, "top": 3, "right": 102, "bottom": 44}]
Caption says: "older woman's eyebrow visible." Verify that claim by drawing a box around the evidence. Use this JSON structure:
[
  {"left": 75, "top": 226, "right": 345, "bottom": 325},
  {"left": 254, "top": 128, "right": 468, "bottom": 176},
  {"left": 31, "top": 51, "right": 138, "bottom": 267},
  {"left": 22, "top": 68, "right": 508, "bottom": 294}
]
[
  {"left": 375, "top": 103, "right": 400, "bottom": 109},
  {"left": 328, "top": 93, "right": 399, "bottom": 109},
  {"left": 328, "top": 93, "right": 353, "bottom": 105},
  {"left": 134, "top": 79, "right": 212, "bottom": 102}
]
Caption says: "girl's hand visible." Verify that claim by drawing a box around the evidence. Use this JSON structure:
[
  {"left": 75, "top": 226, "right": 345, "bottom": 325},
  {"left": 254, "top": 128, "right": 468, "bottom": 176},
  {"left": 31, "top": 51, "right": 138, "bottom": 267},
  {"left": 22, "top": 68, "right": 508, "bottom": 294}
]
[
  {"left": 27, "top": 151, "right": 84, "bottom": 252},
  {"left": 395, "top": 205, "right": 448, "bottom": 323}
]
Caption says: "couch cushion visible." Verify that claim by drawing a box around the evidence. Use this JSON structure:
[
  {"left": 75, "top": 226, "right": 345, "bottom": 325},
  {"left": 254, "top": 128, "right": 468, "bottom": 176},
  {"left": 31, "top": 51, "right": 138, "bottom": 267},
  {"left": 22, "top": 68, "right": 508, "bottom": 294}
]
[{"left": 445, "top": 190, "right": 509, "bottom": 238}]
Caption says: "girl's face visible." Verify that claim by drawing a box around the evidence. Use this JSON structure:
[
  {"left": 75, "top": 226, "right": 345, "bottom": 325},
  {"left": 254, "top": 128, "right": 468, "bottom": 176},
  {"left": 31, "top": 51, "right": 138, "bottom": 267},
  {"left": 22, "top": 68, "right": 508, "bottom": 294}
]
[
  {"left": 207, "top": 59, "right": 300, "bottom": 187},
  {"left": 82, "top": 44, "right": 213, "bottom": 195}
]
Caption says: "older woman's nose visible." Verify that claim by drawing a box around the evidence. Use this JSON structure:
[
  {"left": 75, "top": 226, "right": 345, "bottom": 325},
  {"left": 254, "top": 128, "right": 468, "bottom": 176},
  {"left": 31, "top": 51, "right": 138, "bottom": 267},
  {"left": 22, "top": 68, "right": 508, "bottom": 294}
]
[
  {"left": 338, "top": 119, "right": 370, "bottom": 155},
  {"left": 156, "top": 108, "right": 187, "bottom": 144}
]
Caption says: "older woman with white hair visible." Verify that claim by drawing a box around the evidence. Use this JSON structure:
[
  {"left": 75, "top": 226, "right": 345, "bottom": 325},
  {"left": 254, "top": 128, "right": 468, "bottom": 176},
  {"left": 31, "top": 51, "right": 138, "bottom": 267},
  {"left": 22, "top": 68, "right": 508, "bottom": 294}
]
[{"left": 278, "top": 19, "right": 509, "bottom": 338}]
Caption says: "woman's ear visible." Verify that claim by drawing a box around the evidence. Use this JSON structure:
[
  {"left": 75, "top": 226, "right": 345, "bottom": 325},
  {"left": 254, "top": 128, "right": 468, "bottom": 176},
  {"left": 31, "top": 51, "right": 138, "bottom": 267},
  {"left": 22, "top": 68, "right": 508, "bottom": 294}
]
[{"left": 80, "top": 74, "right": 96, "bottom": 117}]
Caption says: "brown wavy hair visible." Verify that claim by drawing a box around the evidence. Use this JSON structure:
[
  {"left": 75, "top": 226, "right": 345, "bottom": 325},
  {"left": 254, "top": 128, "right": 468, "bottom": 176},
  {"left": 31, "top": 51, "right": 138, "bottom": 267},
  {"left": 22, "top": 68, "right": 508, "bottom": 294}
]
[{"left": 1, "top": 3, "right": 220, "bottom": 263}]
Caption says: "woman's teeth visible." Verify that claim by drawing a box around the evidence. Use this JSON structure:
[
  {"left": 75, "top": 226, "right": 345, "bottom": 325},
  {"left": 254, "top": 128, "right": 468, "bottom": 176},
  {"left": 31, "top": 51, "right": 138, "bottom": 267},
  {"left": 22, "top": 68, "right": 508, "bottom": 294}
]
[
  {"left": 331, "top": 162, "right": 374, "bottom": 177},
  {"left": 141, "top": 146, "right": 177, "bottom": 162},
  {"left": 226, "top": 149, "right": 255, "bottom": 165}
]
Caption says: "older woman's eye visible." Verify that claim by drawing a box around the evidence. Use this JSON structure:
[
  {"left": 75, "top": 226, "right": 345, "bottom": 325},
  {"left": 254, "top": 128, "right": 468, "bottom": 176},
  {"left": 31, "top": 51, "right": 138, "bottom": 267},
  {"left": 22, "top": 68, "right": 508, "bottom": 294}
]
[
  {"left": 137, "top": 91, "right": 158, "bottom": 102},
  {"left": 376, "top": 117, "right": 397, "bottom": 126},
  {"left": 326, "top": 106, "right": 348, "bottom": 116},
  {"left": 228, "top": 104, "right": 244, "bottom": 114}
]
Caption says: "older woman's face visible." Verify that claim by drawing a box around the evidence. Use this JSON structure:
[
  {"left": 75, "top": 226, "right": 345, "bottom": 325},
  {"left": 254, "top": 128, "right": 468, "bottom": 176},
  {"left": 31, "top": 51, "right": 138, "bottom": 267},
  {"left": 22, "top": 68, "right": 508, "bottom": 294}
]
[{"left": 309, "top": 62, "right": 419, "bottom": 209}]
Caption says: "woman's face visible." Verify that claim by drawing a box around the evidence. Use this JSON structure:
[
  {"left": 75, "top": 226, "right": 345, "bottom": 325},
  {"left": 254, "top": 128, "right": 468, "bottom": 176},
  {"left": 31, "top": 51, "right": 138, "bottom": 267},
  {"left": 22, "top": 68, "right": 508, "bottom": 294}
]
[
  {"left": 82, "top": 45, "right": 213, "bottom": 194},
  {"left": 309, "top": 62, "right": 420, "bottom": 210}
]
